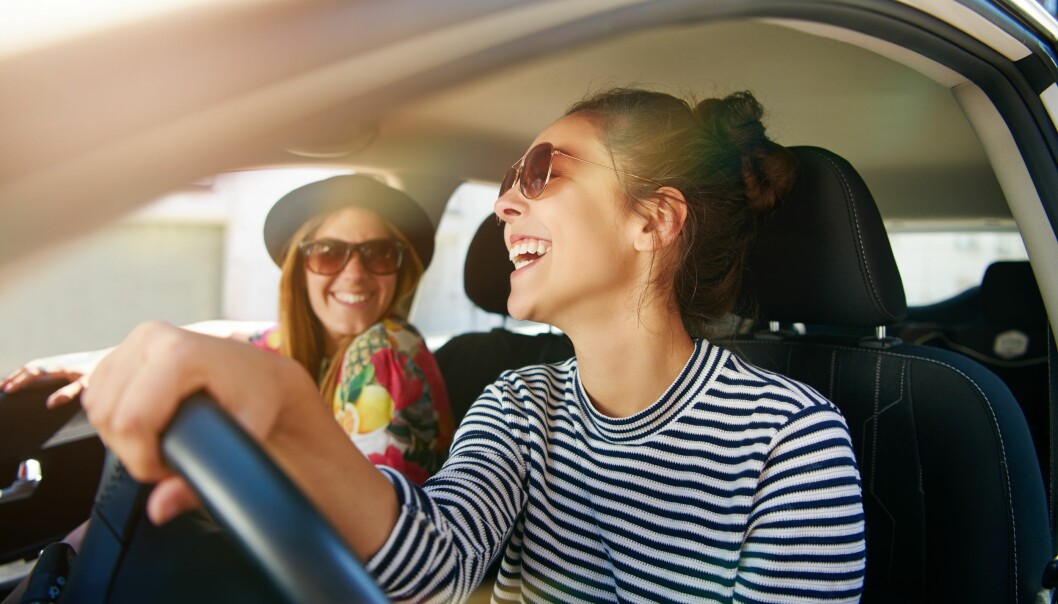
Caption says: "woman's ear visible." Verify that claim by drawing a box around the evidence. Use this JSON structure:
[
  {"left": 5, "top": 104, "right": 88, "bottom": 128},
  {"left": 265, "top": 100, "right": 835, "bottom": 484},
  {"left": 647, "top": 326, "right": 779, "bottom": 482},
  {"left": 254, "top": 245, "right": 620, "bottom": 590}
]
[{"left": 633, "top": 187, "right": 687, "bottom": 252}]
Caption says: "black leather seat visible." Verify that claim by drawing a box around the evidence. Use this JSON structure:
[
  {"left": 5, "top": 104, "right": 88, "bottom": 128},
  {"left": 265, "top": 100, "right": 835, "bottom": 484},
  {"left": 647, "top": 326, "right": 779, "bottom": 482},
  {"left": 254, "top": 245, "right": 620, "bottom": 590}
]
[
  {"left": 721, "top": 146, "right": 1051, "bottom": 603},
  {"left": 434, "top": 216, "right": 573, "bottom": 427}
]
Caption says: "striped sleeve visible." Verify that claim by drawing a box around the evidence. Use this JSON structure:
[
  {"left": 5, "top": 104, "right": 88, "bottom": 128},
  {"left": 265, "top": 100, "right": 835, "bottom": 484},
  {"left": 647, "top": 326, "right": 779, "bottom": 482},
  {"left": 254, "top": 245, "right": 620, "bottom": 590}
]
[
  {"left": 734, "top": 404, "right": 866, "bottom": 603},
  {"left": 365, "top": 378, "right": 529, "bottom": 603}
]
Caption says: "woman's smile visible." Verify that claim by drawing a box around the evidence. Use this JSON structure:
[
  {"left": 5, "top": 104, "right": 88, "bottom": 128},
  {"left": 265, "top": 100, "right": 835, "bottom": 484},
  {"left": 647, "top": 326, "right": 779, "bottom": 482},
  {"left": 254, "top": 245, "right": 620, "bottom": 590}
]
[
  {"left": 508, "top": 237, "right": 552, "bottom": 271},
  {"left": 331, "top": 291, "right": 372, "bottom": 306}
]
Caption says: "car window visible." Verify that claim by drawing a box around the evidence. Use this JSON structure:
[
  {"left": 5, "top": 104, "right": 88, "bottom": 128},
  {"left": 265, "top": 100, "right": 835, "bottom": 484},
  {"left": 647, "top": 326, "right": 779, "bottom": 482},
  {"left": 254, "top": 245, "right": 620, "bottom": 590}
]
[
  {"left": 0, "top": 197, "right": 224, "bottom": 371},
  {"left": 887, "top": 224, "right": 1029, "bottom": 306},
  {"left": 0, "top": 167, "right": 346, "bottom": 372},
  {"left": 5, "top": 170, "right": 1025, "bottom": 373},
  {"left": 408, "top": 182, "right": 553, "bottom": 349},
  {"left": 0, "top": 171, "right": 553, "bottom": 372}
]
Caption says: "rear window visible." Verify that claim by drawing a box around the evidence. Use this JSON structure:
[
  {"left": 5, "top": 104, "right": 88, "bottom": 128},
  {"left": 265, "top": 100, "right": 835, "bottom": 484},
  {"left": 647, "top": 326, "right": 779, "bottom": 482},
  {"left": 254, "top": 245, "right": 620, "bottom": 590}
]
[
  {"left": 887, "top": 226, "right": 1028, "bottom": 306},
  {"left": 409, "top": 182, "right": 552, "bottom": 349}
]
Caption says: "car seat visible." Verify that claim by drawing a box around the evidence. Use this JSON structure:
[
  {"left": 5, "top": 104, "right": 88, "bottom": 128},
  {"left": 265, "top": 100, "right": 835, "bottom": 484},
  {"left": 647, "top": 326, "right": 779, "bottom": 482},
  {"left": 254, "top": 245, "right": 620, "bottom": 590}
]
[
  {"left": 434, "top": 216, "right": 574, "bottom": 427},
  {"left": 721, "top": 146, "right": 1051, "bottom": 603}
]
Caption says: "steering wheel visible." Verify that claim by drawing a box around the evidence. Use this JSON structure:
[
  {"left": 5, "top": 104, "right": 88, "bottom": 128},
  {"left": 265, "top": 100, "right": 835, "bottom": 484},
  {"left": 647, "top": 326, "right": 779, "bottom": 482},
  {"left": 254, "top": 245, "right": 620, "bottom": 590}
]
[{"left": 59, "top": 393, "right": 389, "bottom": 604}]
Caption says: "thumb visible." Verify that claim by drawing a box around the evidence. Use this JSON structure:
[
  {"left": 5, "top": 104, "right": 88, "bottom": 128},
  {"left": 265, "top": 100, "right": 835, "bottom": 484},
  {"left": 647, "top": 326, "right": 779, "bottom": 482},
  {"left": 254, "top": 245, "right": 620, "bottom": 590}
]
[{"left": 146, "top": 475, "right": 202, "bottom": 525}]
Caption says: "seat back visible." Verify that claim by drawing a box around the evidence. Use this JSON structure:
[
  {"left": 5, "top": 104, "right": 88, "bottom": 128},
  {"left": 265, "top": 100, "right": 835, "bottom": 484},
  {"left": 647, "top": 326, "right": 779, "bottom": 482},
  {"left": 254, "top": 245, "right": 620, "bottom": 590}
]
[
  {"left": 723, "top": 146, "right": 1050, "bottom": 603},
  {"left": 435, "top": 216, "right": 573, "bottom": 426}
]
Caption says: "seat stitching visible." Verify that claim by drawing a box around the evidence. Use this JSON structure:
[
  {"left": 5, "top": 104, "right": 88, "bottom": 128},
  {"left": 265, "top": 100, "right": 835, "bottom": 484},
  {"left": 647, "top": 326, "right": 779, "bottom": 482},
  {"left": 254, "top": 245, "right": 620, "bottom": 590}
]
[
  {"left": 862, "top": 355, "right": 904, "bottom": 584},
  {"left": 870, "top": 357, "right": 887, "bottom": 579},
  {"left": 802, "top": 148, "right": 891, "bottom": 320}
]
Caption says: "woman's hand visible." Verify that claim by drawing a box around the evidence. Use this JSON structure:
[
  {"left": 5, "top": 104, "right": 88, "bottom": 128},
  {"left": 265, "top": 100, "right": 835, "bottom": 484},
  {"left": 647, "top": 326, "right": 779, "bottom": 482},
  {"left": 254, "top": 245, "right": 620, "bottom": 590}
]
[
  {"left": 1, "top": 349, "right": 108, "bottom": 405},
  {"left": 82, "top": 321, "right": 321, "bottom": 525}
]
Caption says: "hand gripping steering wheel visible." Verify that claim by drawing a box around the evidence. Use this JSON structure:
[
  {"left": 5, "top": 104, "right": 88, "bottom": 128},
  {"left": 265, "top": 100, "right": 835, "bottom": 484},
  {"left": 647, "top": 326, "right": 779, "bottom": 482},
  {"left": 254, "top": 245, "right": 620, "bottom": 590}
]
[{"left": 59, "top": 393, "right": 389, "bottom": 604}]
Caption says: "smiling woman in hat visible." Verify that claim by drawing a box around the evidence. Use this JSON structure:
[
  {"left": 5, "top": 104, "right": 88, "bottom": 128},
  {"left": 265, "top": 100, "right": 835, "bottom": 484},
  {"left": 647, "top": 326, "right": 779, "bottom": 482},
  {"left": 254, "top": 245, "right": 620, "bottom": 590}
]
[
  {"left": 2, "top": 174, "right": 453, "bottom": 483},
  {"left": 254, "top": 174, "right": 452, "bottom": 481}
]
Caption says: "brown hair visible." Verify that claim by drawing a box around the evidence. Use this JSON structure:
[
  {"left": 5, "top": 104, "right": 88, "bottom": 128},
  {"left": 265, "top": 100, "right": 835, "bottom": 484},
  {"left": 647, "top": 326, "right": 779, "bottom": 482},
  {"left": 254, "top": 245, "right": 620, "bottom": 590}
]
[
  {"left": 565, "top": 88, "right": 796, "bottom": 334},
  {"left": 276, "top": 209, "right": 425, "bottom": 404}
]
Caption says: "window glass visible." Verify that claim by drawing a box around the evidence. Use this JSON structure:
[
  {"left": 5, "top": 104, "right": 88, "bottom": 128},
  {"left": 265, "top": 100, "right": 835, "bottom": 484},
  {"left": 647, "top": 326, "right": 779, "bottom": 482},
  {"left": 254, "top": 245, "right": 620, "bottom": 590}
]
[
  {"left": 887, "top": 227, "right": 1029, "bottom": 306},
  {"left": 0, "top": 167, "right": 348, "bottom": 371},
  {"left": 0, "top": 218, "right": 224, "bottom": 371},
  {"left": 409, "top": 182, "right": 552, "bottom": 349}
]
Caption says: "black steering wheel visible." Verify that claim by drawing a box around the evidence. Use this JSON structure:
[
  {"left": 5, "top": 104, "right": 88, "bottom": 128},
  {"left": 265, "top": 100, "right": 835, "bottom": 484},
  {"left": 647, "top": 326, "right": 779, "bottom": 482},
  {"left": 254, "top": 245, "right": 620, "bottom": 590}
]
[{"left": 60, "top": 393, "right": 389, "bottom": 604}]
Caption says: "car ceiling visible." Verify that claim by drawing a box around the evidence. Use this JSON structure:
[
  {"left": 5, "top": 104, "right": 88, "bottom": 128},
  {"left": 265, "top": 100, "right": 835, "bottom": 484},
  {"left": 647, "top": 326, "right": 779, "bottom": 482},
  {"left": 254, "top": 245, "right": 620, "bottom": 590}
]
[
  {"left": 0, "top": 0, "right": 1015, "bottom": 276},
  {"left": 370, "top": 19, "right": 1007, "bottom": 223}
]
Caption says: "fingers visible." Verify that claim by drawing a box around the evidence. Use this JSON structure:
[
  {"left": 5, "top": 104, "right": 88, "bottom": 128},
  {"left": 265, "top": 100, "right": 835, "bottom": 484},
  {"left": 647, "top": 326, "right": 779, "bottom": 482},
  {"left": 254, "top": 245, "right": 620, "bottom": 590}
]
[
  {"left": 82, "top": 322, "right": 193, "bottom": 485},
  {"left": 147, "top": 476, "right": 201, "bottom": 525},
  {"left": 79, "top": 320, "right": 318, "bottom": 525},
  {"left": 46, "top": 379, "right": 86, "bottom": 408},
  {"left": 1, "top": 365, "right": 42, "bottom": 393},
  {"left": 3, "top": 364, "right": 84, "bottom": 394}
]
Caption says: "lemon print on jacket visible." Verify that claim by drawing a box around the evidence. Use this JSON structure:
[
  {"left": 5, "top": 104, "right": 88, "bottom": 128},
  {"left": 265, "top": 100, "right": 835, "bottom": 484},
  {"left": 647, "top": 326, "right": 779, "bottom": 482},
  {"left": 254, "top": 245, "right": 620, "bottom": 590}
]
[
  {"left": 335, "top": 405, "right": 359, "bottom": 435},
  {"left": 335, "top": 351, "right": 394, "bottom": 435},
  {"left": 355, "top": 384, "right": 394, "bottom": 433}
]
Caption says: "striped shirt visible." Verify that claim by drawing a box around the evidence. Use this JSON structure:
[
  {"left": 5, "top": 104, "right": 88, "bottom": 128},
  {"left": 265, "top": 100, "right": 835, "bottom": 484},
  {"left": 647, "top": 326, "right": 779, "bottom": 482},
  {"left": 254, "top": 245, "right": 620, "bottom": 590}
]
[{"left": 367, "top": 339, "right": 866, "bottom": 603}]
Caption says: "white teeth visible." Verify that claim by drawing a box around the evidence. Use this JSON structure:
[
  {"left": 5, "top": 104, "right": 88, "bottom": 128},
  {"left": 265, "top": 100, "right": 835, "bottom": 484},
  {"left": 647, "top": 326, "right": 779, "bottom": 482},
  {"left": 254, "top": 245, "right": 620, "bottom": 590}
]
[
  {"left": 507, "top": 240, "right": 552, "bottom": 267},
  {"left": 333, "top": 292, "right": 368, "bottom": 304}
]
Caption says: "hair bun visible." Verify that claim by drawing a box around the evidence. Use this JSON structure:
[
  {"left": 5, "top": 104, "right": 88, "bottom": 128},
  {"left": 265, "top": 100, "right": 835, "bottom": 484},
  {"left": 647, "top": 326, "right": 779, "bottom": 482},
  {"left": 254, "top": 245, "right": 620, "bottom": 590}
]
[
  {"left": 694, "top": 91, "right": 763, "bottom": 150},
  {"left": 695, "top": 91, "right": 796, "bottom": 216}
]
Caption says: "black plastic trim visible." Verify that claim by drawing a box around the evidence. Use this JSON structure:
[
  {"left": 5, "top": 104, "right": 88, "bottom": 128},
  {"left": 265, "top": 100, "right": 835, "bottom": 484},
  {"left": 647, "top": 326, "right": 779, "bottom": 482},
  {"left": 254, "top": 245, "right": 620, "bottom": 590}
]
[{"left": 1018, "top": 53, "right": 1057, "bottom": 95}]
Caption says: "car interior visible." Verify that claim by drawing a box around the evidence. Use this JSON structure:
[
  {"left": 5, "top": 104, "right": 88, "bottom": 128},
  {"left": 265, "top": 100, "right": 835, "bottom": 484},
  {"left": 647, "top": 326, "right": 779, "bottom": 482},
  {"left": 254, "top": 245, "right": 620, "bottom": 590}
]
[{"left": 2, "top": 1, "right": 1058, "bottom": 602}]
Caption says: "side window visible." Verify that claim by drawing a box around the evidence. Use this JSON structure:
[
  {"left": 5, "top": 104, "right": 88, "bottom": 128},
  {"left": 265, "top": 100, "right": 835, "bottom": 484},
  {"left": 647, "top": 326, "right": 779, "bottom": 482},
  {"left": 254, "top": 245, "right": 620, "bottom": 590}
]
[
  {"left": 887, "top": 226, "right": 1029, "bottom": 306},
  {"left": 410, "top": 182, "right": 551, "bottom": 348},
  {"left": 0, "top": 167, "right": 347, "bottom": 371},
  {"left": 0, "top": 195, "right": 225, "bottom": 370},
  {"left": 0, "top": 171, "right": 549, "bottom": 371}
]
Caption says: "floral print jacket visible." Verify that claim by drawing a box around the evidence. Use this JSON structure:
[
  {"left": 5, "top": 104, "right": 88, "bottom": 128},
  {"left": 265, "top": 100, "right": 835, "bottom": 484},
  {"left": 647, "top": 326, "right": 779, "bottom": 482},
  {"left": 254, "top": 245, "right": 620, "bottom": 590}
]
[{"left": 251, "top": 318, "right": 453, "bottom": 484}]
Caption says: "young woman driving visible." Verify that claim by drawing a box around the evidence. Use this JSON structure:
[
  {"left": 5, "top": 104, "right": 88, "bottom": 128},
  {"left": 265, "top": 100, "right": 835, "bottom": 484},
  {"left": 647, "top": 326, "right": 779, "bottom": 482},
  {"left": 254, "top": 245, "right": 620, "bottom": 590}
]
[{"left": 73, "top": 89, "right": 866, "bottom": 602}]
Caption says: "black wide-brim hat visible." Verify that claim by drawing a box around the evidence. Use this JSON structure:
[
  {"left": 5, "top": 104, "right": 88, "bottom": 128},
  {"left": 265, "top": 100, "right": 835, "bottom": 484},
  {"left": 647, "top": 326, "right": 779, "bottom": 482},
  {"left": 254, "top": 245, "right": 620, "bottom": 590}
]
[{"left": 263, "top": 174, "right": 435, "bottom": 269}]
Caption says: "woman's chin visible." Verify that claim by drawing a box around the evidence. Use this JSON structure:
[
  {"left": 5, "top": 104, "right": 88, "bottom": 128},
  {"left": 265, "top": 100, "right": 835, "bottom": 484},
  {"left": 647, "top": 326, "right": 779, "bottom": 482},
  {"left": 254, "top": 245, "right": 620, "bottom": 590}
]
[{"left": 505, "top": 297, "right": 535, "bottom": 323}]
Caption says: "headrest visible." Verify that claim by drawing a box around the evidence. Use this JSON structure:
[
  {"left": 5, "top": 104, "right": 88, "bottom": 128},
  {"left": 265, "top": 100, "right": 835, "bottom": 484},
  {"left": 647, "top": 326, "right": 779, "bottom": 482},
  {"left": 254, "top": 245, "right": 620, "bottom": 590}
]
[
  {"left": 981, "top": 261, "right": 1046, "bottom": 328},
  {"left": 464, "top": 215, "right": 511, "bottom": 315},
  {"left": 740, "top": 146, "right": 907, "bottom": 327}
]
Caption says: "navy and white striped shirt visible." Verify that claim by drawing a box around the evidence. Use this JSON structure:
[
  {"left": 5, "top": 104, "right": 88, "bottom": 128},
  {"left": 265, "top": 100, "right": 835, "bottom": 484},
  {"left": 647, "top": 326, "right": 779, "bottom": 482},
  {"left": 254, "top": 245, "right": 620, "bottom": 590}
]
[{"left": 367, "top": 339, "right": 865, "bottom": 602}]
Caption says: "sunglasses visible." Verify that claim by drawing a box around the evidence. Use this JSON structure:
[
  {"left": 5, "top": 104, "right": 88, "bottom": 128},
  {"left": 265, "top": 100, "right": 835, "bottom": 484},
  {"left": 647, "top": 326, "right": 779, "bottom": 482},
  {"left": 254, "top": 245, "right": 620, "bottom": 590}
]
[
  {"left": 299, "top": 238, "right": 405, "bottom": 275},
  {"left": 499, "top": 141, "right": 665, "bottom": 200}
]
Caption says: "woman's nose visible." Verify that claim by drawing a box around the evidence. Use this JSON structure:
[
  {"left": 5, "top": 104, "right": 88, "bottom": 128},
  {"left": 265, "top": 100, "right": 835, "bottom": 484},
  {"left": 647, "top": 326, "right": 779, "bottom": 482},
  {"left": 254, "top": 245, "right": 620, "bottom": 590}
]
[
  {"left": 494, "top": 189, "right": 526, "bottom": 223},
  {"left": 340, "top": 251, "right": 368, "bottom": 278}
]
